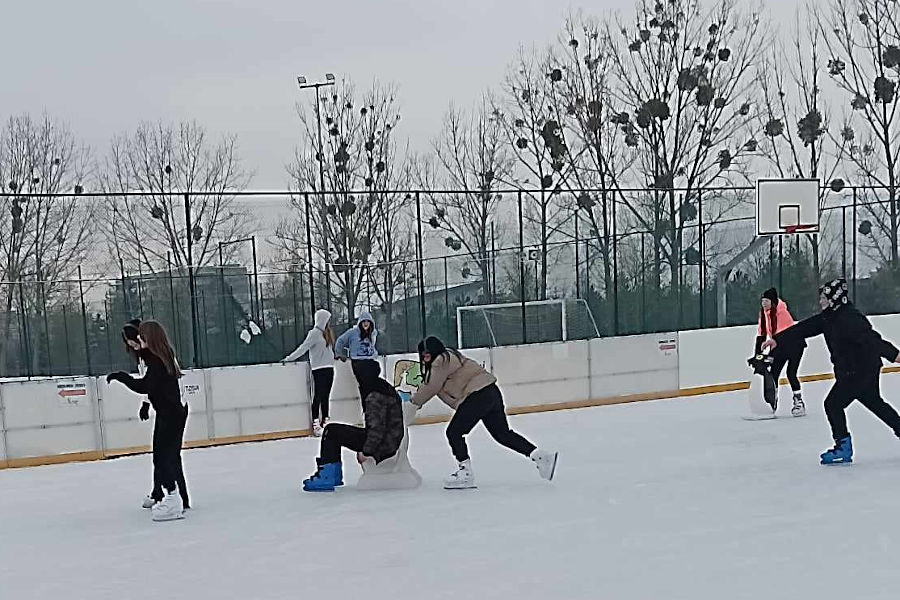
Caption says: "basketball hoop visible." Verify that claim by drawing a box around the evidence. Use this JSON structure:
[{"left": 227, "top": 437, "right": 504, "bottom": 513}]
[{"left": 783, "top": 224, "right": 817, "bottom": 235}]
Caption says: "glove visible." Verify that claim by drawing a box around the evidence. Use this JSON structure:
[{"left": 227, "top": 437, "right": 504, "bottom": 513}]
[
  {"left": 106, "top": 372, "right": 123, "bottom": 384},
  {"left": 139, "top": 402, "right": 150, "bottom": 421}
]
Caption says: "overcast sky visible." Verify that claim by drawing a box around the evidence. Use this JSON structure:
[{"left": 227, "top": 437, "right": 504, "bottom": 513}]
[{"left": 1, "top": 0, "right": 803, "bottom": 189}]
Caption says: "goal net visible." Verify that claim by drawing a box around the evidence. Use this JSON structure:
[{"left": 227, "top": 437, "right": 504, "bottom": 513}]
[{"left": 456, "top": 299, "right": 599, "bottom": 349}]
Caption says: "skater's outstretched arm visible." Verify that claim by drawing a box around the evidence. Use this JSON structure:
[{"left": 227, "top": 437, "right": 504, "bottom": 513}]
[
  {"left": 411, "top": 356, "right": 452, "bottom": 408},
  {"left": 107, "top": 371, "right": 149, "bottom": 395},
  {"left": 334, "top": 328, "right": 352, "bottom": 359},
  {"left": 283, "top": 330, "right": 315, "bottom": 362},
  {"left": 769, "top": 313, "right": 824, "bottom": 350}
]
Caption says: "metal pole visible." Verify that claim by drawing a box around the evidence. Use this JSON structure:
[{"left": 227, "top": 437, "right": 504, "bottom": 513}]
[
  {"left": 305, "top": 192, "right": 316, "bottom": 316},
  {"left": 574, "top": 207, "right": 580, "bottom": 299},
  {"left": 517, "top": 191, "right": 527, "bottom": 344},
  {"left": 778, "top": 235, "right": 784, "bottom": 292},
  {"left": 103, "top": 299, "right": 113, "bottom": 373},
  {"left": 184, "top": 192, "right": 201, "bottom": 368},
  {"left": 119, "top": 259, "right": 129, "bottom": 317},
  {"left": 444, "top": 256, "right": 450, "bottom": 339},
  {"left": 491, "top": 223, "right": 497, "bottom": 304},
  {"left": 17, "top": 279, "right": 32, "bottom": 378},
  {"left": 698, "top": 188, "right": 704, "bottom": 327},
  {"left": 167, "top": 253, "right": 180, "bottom": 353},
  {"left": 291, "top": 271, "right": 300, "bottom": 346},
  {"left": 78, "top": 266, "right": 92, "bottom": 375},
  {"left": 842, "top": 205, "right": 847, "bottom": 277},
  {"left": 136, "top": 262, "right": 145, "bottom": 318},
  {"left": 852, "top": 188, "right": 858, "bottom": 299},
  {"left": 612, "top": 188, "right": 619, "bottom": 335},
  {"left": 641, "top": 232, "right": 647, "bottom": 332},
  {"left": 252, "top": 235, "right": 261, "bottom": 328},
  {"left": 415, "top": 192, "right": 427, "bottom": 339}
]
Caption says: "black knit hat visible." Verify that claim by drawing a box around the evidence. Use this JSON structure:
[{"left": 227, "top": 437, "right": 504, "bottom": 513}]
[
  {"left": 122, "top": 318, "right": 141, "bottom": 342},
  {"left": 819, "top": 278, "right": 849, "bottom": 311},
  {"left": 761, "top": 287, "right": 779, "bottom": 305}
]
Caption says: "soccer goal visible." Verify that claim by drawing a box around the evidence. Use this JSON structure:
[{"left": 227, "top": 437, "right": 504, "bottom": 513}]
[{"left": 456, "top": 299, "right": 600, "bottom": 349}]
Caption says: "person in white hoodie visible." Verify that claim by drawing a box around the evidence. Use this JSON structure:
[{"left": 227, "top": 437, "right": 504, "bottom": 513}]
[{"left": 283, "top": 309, "right": 335, "bottom": 436}]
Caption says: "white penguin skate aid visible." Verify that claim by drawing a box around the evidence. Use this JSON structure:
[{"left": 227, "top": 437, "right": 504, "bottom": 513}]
[
  {"left": 743, "top": 349, "right": 778, "bottom": 421},
  {"left": 356, "top": 402, "right": 422, "bottom": 491}
]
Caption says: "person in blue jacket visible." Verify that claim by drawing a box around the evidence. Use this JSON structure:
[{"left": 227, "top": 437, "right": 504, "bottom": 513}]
[{"left": 335, "top": 311, "right": 380, "bottom": 402}]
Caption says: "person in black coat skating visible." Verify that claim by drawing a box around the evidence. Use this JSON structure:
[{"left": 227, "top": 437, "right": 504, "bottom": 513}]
[
  {"left": 107, "top": 320, "right": 189, "bottom": 520},
  {"left": 764, "top": 278, "right": 900, "bottom": 464}
]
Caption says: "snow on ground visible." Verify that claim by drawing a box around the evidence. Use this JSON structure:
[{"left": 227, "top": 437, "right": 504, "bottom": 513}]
[{"left": 3, "top": 375, "right": 900, "bottom": 600}]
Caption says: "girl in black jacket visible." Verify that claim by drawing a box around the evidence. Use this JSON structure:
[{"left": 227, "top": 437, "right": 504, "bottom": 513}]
[
  {"left": 108, "top": 321, "right": 189, "bottom": 521},
  {"left": 302, "top": 367, "right": 404, "bottom": 492},
  {"left": 765, "top": 278, "right": 900, "bottom": 464}
]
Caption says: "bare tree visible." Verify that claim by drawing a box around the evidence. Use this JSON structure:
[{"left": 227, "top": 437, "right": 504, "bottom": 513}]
[
  {"left": 282, "top": 80, "right": 412, "bottom": 325},
  {"left": 604, "top": 0, "right": 768, "bottom": 291},
  {"left": 0, "top": 114, "right": 94, "bottom": 375},
  {"left": 416, "top": 100, "right": 513, "bottom": 300},
  {"left": 494, "top": 48, "right": 577, "bottom": 299},
  {"left": 99, "top": 121, "right": 253, "bottom": 273},
  {"left": 549, "top": 14, "right": 639, "bottom": 312},
  {"left": 757, "top": 7, "right": 849, "bottom": 279},
  {"left": 818, "top": 0, "right": 900, "bottom": 265}
]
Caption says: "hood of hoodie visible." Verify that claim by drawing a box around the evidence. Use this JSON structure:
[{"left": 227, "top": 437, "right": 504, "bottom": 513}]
[
  {"left": 357, "top": 311, "right": 375, "bottom": 327},
  {"left": 314, "top": 309, "right": 331, "bottom": 330}
]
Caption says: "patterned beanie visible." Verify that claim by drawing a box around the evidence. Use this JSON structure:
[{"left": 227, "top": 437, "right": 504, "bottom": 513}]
[{"left": 819, "top": 278, "right": 849, "bottom": 310}]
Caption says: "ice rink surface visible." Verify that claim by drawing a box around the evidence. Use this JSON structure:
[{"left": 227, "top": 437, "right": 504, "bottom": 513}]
[{"left": 3, "top": 375, "right": 900, "bottom": 600}]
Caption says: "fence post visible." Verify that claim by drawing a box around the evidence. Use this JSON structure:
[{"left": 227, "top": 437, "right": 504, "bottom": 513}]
[
  {"left": 611, "top": 188, "right": 619, "bottom": 336},
  {"left": 184, "top": 192, "right": 202, "bottom": 368},
  {"left": 415, "top": 192, "right": 427, "bottom": 339},
  {"left": 78, "top": 266, "right": 92, "bottom": 376},
  {"left": 491, "top": 223, "right": 497, "bottom": 304},
  {"left": 842, "top": 205, "right": 847, "bottom": 277},
  {"left": 852, "top": 188, "right": 858, "bottom": 299},
  {"left": 517, "top": 190, "right": 527, "bottom": 344},
  {"left": 304, "top": 192, "right": 317, "bottom": 317},
  {"left": 641, "top": 233, "right": 647, "bottom": 333},
  {"left": 444, "top": 256, "right": 450, "bottom": 339},
  {"left": 778, "top": 235, "right": 784, "bottom": 292},
  {"left": 698, "top": 188, "right": 705, "bottom": 327},
  {"left": 574, "top": 206, "right": 580, "bottom": 299},
  {"left": 17, "top": 279, "right": 32, "bottom": 378}
]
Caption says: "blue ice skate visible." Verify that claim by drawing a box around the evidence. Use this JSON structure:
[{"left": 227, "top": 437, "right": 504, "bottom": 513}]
[
  {"left": 303, "top": 462, "right": 343, "bottom": 492},
  {"left": 820, "top": 436, "right": 853, "bottom": 465}
]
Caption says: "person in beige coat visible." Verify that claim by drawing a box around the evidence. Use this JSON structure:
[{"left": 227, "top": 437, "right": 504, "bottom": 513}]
[{"left": 411, "top": 336, "right": 558, "bottom": 489}]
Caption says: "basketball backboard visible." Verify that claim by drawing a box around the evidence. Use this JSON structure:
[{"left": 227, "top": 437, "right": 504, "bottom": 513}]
[{"left": 756, "top": 178, "right": 820, "bottom": 236}]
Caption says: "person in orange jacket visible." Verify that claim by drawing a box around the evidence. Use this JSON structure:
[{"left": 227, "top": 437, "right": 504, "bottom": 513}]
[{"left": 754, "top": 287, "right": 807, "bottom": 416}]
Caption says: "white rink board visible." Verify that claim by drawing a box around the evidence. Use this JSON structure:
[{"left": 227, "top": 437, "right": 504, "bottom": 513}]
[
  {"left": 493, "top": 342, "right": 591, "bottom": 408},
  {"left": 589, "top": 333, "right": 679, "bottom": 398},
  {"left": 208, "top": 364, "right": 310, "bottom": 437},
  {"left": 1, "top": 377, "right": 100, "bottom": 459}
]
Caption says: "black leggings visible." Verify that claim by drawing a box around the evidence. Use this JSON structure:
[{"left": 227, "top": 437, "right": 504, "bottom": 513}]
[
  {"left": 311, "top": 368, "right": 334, "bottom": 421},
  {"left": 151, "top": 403, "right": 189, "bottom": 507},
  {"left": 319, "top": 423, "right": 367, "bottom": 464},
  {"left": 351, "top": 359, "right": 380, "bottom": 401},
  {"left": 446, "top": 384, "right": 536, "bottom": 462},
  {"left": 825, "top": 370, "right": 900, "bottom": 441},
  {"left": 770, "top": 348, "right": 803, "bottom": 392}
]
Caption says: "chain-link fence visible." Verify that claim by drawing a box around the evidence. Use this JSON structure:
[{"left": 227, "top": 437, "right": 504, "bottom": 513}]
[{"left": 1, "top": 185, "right": 898, "bottom": 378}]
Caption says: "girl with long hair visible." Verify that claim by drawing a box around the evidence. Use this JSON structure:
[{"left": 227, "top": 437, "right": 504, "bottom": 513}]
[
  {"left": 107, "top": 320, "right": 189, "bottom": 521},
  {"left": 335, "top": 311, "right": 380, "bottom": 402},
  {"left": 283, "top": 309, "right": 335, "bottom": 436},
  {"left": 410, "top": 336, "right": 557, "bottom": 489},
  {"left": 755, "top": 288, "right": 807, "bottom": 416}
]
